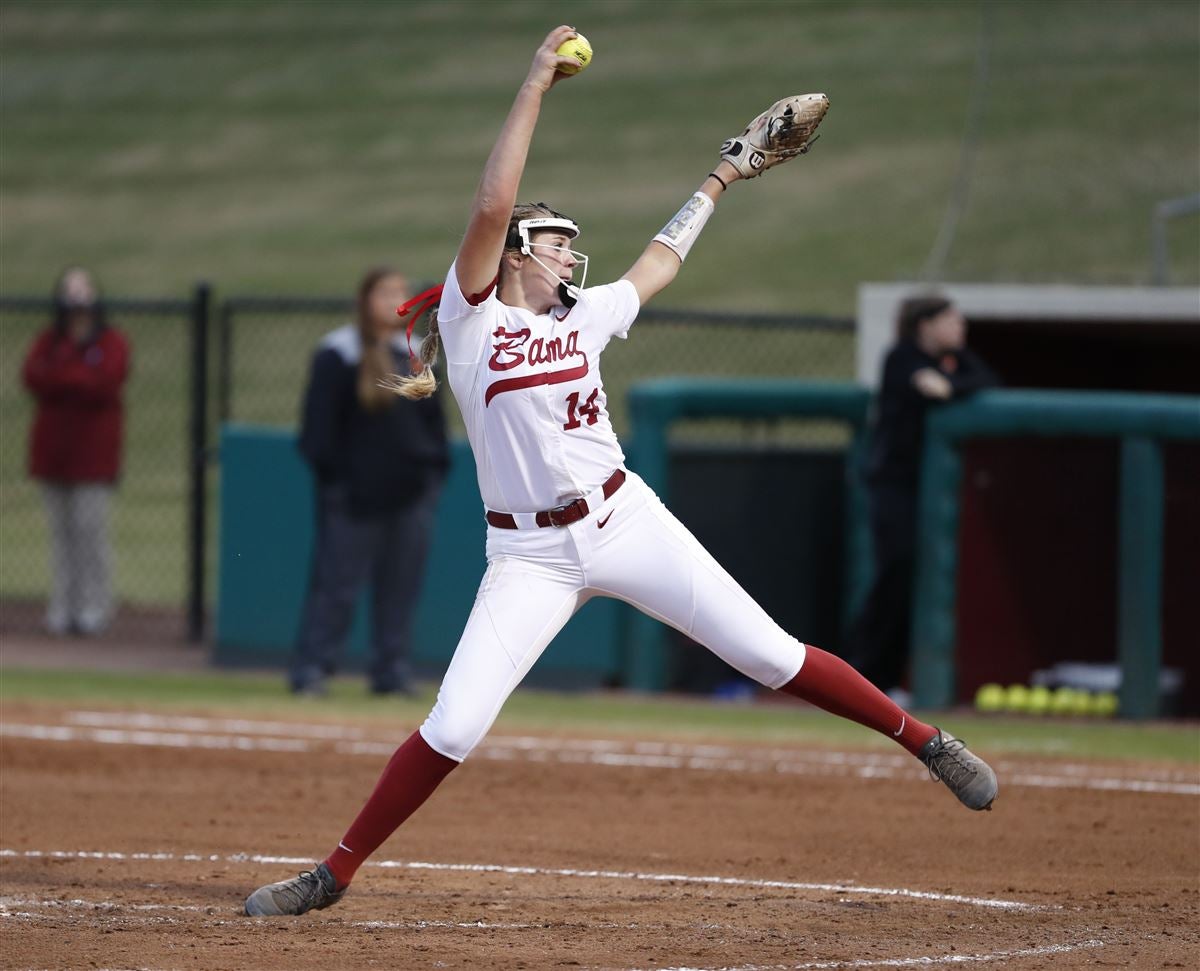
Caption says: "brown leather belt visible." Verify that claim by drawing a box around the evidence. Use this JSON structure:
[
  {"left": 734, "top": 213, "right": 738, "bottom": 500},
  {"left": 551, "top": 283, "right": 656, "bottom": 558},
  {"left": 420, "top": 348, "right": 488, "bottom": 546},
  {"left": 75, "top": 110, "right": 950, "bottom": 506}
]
[{"left": 486, "top": 469, "right": 626, "bottom": 529}]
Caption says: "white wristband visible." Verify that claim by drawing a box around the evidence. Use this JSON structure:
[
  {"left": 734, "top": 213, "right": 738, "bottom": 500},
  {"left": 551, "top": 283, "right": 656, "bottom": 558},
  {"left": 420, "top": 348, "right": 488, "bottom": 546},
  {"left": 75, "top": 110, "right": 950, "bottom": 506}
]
[{"left": 652, "top": 192, "right": 715, "bottom": 262}]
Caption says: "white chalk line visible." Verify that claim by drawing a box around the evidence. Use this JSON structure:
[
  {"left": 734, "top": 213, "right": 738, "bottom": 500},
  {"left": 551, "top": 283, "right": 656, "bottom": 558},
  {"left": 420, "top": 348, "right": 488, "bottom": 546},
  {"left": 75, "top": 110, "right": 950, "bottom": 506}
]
[
  {"left": 375, "top": 860, "right": 1043, "bottom": 911},
  {"left": 0, "top": 896, "right": 542, "bottom": 931},
  {"left": 60, "top": 711, "right": 1200, "bottom": 784},
  {"left": 65, "top": 709, "right": 368, "bottom": 739},
  {"left": 626, "top": 938, "right": 1107, "bottom": 970},
  {"left": 0, "top": 722, "right": 309, "bottom": 753},
  {"left": 0, "top": 848, "right": 1041, "bottom": 912},
  {"left": 3, "top": 711, "right": 1197, "bottom": 796},
  {"left": 1, "top": 896, "right": 209, "bottom": 914},
  {"left": 0, "top": 900, "right": 1107, "bottom": 971},
  {"left": 0, "top": 896, "right": 729, "bottom": 933},
  {"left": 0, "top": 897, "right": 1107, "bottom": 971},
  {"left": 0, "top": 863, "right": 1105, "bottom": 970},
  {"left": 61, "top": 711, "right": 1199, "bottom": 779},
  {"left": 8, "top": 960, "right": 177, "bottom": 969}
]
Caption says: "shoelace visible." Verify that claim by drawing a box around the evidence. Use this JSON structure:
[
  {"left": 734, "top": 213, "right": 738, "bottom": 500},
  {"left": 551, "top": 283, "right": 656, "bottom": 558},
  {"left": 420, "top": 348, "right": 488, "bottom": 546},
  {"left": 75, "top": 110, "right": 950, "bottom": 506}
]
[
  {"left": 924, "top": 738, "right": 977, "bottom": 787},
  {"left": 275, "top": 870, "right": 325, "bottom": 908}
]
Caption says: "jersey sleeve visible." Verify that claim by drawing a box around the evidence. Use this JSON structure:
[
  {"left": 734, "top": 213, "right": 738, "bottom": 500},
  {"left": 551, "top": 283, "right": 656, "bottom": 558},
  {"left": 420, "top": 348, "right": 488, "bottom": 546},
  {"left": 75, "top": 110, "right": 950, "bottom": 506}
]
[
  {"left": 437, "top": 261, "right": 498, "bottom": 365},
  {"left": 583, "top": 279, "right": 640, "bottom": 345}
]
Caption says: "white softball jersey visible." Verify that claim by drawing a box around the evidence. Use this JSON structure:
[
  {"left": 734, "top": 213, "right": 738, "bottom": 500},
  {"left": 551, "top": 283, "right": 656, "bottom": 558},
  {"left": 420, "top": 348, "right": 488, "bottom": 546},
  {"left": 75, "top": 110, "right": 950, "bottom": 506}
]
[
  {"left": 437, "top": 260, "right": 637, "bottom": 514},
  {"left": 421, "top": 264, "right": 806, "bottom": 763}
]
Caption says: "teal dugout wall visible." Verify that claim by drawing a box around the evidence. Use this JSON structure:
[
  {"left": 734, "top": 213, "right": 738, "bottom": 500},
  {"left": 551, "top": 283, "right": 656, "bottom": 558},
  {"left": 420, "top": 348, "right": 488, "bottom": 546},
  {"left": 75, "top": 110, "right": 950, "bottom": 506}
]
[
  {"left": 910, "top": 390, "right": 1200, "bottom": 717},
  {"left": 217, "top": 378, "right": 875, "bottom": 691},
  {"left": 214, "top": 425, "right": 623, "bottom": 685},
  {"left": 625, "top": 379, "right": 873, "bottom": 691}
]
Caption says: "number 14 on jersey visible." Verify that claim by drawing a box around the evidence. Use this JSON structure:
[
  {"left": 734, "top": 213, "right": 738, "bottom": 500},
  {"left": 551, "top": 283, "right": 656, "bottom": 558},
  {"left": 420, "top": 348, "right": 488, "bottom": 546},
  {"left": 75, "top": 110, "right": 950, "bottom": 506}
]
[{"left": 563, "top": 388, "right": 601, "bottom": 430}]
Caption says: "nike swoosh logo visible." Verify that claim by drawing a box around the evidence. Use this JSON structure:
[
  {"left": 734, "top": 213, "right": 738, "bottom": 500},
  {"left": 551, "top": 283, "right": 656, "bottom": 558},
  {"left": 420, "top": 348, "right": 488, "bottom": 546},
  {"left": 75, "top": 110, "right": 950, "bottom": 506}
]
[
  {"left": 597, "top": 511, "right": 614, "bottom": 529},
  {"left": 893, "top": 716, "right": 906, "bottom": 737}
]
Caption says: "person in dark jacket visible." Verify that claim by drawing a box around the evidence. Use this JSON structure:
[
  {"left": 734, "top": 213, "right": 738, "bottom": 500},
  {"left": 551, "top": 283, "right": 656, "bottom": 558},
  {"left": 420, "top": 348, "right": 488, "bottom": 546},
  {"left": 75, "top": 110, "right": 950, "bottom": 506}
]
[
  {"left": 22, "top": 267, "right": 131, "bottom": 636},
  {"left": 291, "top": 267, "right": 450, "bottom": 696},
  {"left": 845, "top": 295, "right": 998, "bottom": 701}
]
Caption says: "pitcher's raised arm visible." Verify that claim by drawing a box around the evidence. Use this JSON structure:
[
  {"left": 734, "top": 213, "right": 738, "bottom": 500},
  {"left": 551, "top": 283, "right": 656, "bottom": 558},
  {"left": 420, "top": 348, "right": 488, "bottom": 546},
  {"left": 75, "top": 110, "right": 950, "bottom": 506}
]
[{"left": 454, "top": 26, "right": 584, "bottom": 299}]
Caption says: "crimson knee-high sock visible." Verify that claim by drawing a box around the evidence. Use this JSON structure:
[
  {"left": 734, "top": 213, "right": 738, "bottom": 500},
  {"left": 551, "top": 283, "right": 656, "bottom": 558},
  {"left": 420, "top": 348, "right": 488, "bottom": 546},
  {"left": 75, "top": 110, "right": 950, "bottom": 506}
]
[
  {"left": 781, "top": 645, "right": 935, "bottom": 757},
  {"left": 323, "top": 730, "right": 457, "bottom": 888}
]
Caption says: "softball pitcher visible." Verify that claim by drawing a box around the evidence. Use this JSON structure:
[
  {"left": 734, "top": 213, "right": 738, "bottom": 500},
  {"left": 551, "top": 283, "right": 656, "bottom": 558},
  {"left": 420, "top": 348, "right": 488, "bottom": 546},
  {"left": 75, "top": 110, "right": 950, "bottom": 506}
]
[{"left": 246, "top": 25, "right": 997, "bottom": 918}]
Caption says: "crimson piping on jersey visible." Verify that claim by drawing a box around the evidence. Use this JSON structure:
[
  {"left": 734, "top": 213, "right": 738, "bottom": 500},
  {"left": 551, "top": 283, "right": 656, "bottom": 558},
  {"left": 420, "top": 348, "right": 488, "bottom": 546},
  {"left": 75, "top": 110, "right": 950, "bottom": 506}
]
[{"left": 484, "top": 360, "right": 590, "bottom": 407}]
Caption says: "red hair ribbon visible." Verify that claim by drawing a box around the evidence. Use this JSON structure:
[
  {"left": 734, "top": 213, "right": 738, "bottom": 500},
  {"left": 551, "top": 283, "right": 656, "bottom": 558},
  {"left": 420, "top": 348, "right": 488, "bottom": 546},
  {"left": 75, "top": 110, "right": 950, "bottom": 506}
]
[{"left": 396, "top": 284, "right": 445, "bottom": 360}]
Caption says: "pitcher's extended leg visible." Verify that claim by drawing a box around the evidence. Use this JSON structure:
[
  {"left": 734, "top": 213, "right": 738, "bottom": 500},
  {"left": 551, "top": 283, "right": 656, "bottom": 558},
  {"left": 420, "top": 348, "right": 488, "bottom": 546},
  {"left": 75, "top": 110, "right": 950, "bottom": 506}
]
[
  {"left": 246, "top": 552, "right": 587, "bottom": 915},
  {"left": 333, "top": 555, "right": 583, "bottom": 886},
  {"left": 784, "top": 650, "right": 995, "bottom": 809},
  {"left": 781, "top": 645, "right": 934, "bottom": 755},
  {"left": 589, "top": 483, "right": 995, "bottom": 810},
  {"left": 322, "top": 730, "right": 456, "bottom": 888}
]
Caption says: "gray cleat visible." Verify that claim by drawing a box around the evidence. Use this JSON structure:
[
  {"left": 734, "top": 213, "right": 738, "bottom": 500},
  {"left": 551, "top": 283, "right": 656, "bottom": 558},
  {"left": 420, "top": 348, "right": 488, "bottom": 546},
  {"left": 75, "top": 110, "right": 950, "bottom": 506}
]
[
  {"left": 244, "top": 862, "right": 345, "bottom": 917},
  {"left": 918, "top": 730, "right": 998, "bottom": 811}
]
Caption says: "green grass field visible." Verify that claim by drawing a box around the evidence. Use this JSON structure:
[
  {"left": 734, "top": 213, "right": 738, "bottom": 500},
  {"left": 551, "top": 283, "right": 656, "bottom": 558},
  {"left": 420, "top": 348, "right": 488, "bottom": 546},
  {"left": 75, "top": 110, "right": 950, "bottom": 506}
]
[
  {"left": 2, "top": 666, "right": 1197, "bottom": 763},
  {"left": 1, "top": 0, "right": 1196, "bottom": 607},
  {"left": 1, "top": 0, "right": 1196, "bottom": 304}
]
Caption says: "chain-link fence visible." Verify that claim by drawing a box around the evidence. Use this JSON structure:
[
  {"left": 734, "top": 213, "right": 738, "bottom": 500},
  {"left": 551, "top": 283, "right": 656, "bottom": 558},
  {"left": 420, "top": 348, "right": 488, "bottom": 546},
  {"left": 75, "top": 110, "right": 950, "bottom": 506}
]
[
  {"left": 1, "top": 289, "right": 854, "bottom": 645},
  {"left": 218, "top": 297, "right": 355, "bottom": 428},
  {"left": 0, "top": 290, "right": 209, "bottom": 644},
  {"left": 220, "top": 297, "right": 857, "bottom": 444},
  {"left": 604, "top": 306, "right": 856, "bottom": 447}
]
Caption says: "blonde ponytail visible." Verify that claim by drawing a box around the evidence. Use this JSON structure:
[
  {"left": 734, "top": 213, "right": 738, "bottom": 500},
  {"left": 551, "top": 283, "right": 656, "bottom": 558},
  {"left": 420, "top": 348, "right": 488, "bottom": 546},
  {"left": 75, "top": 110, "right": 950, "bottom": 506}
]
[{"left": 382, "top": 316, "right": 440, "bottom": 400}]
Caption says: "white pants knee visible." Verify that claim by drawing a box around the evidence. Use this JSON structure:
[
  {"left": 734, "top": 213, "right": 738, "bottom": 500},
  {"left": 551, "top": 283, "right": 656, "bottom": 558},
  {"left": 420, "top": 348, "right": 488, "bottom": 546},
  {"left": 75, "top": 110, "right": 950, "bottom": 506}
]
[{"left": 420, "top": 472, "right": 805, "bottom": 761}]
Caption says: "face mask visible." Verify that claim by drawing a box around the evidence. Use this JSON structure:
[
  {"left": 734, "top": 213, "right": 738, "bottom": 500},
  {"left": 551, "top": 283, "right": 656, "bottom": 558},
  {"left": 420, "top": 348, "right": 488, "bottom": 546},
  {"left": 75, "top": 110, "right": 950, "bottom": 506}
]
[{"left": 513, "top": 216, "right": 588, "bottom": 308}]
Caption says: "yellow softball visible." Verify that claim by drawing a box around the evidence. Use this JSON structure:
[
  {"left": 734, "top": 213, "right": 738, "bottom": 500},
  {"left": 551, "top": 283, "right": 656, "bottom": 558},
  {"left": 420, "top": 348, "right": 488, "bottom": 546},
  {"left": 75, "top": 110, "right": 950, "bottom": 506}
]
[{"left": 555, "top": 33, "right": 592, "bottom": 75}]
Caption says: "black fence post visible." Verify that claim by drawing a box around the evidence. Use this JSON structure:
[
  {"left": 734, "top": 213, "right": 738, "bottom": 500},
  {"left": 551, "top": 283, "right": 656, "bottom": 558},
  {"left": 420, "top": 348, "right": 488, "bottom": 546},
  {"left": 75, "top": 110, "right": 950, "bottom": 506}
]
[{"left": 188, "top": 282, "right": 212, "bottom": 642}]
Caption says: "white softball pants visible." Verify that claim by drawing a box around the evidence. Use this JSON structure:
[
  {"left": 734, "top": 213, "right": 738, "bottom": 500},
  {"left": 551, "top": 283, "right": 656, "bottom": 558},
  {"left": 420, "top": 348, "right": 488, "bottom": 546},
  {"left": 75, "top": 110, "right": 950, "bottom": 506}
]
[{"left": 421, "top": 471, "right": 806, "bottom": 762}]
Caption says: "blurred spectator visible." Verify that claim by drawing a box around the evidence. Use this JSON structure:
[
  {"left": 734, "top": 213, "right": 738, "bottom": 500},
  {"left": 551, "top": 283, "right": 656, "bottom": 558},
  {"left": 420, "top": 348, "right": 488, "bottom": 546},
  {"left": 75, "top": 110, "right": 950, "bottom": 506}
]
[
  {"left": 21, "top": 267, "right": 131, "bottom": 636},
  {"left": 291, "top": 267, "right": 449, "bottom": 696},
  {"left": 845, "top": 296, "right": 998, "bottom": 704}
]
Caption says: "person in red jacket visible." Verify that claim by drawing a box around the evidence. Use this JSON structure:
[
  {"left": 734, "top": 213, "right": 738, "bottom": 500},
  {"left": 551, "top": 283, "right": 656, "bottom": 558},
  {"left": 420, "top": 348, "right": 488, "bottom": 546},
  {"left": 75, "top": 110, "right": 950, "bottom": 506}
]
[{"left": 21, "top": 267, "right": 131, "bottom": 636}]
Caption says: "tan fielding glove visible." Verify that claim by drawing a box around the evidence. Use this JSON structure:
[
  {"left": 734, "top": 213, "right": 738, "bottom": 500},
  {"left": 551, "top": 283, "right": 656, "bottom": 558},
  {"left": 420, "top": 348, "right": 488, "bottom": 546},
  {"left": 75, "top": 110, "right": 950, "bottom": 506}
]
[{"left": 719, "top": 93, "right": 830, "bottom": 178}]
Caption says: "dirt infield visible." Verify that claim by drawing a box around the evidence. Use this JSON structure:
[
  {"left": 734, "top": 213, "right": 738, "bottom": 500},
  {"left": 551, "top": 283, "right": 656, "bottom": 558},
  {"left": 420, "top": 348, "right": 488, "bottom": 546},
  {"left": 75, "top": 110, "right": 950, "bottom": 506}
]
[{"left": 1, "top": 700, "right": 1197, "bottom": 970}]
